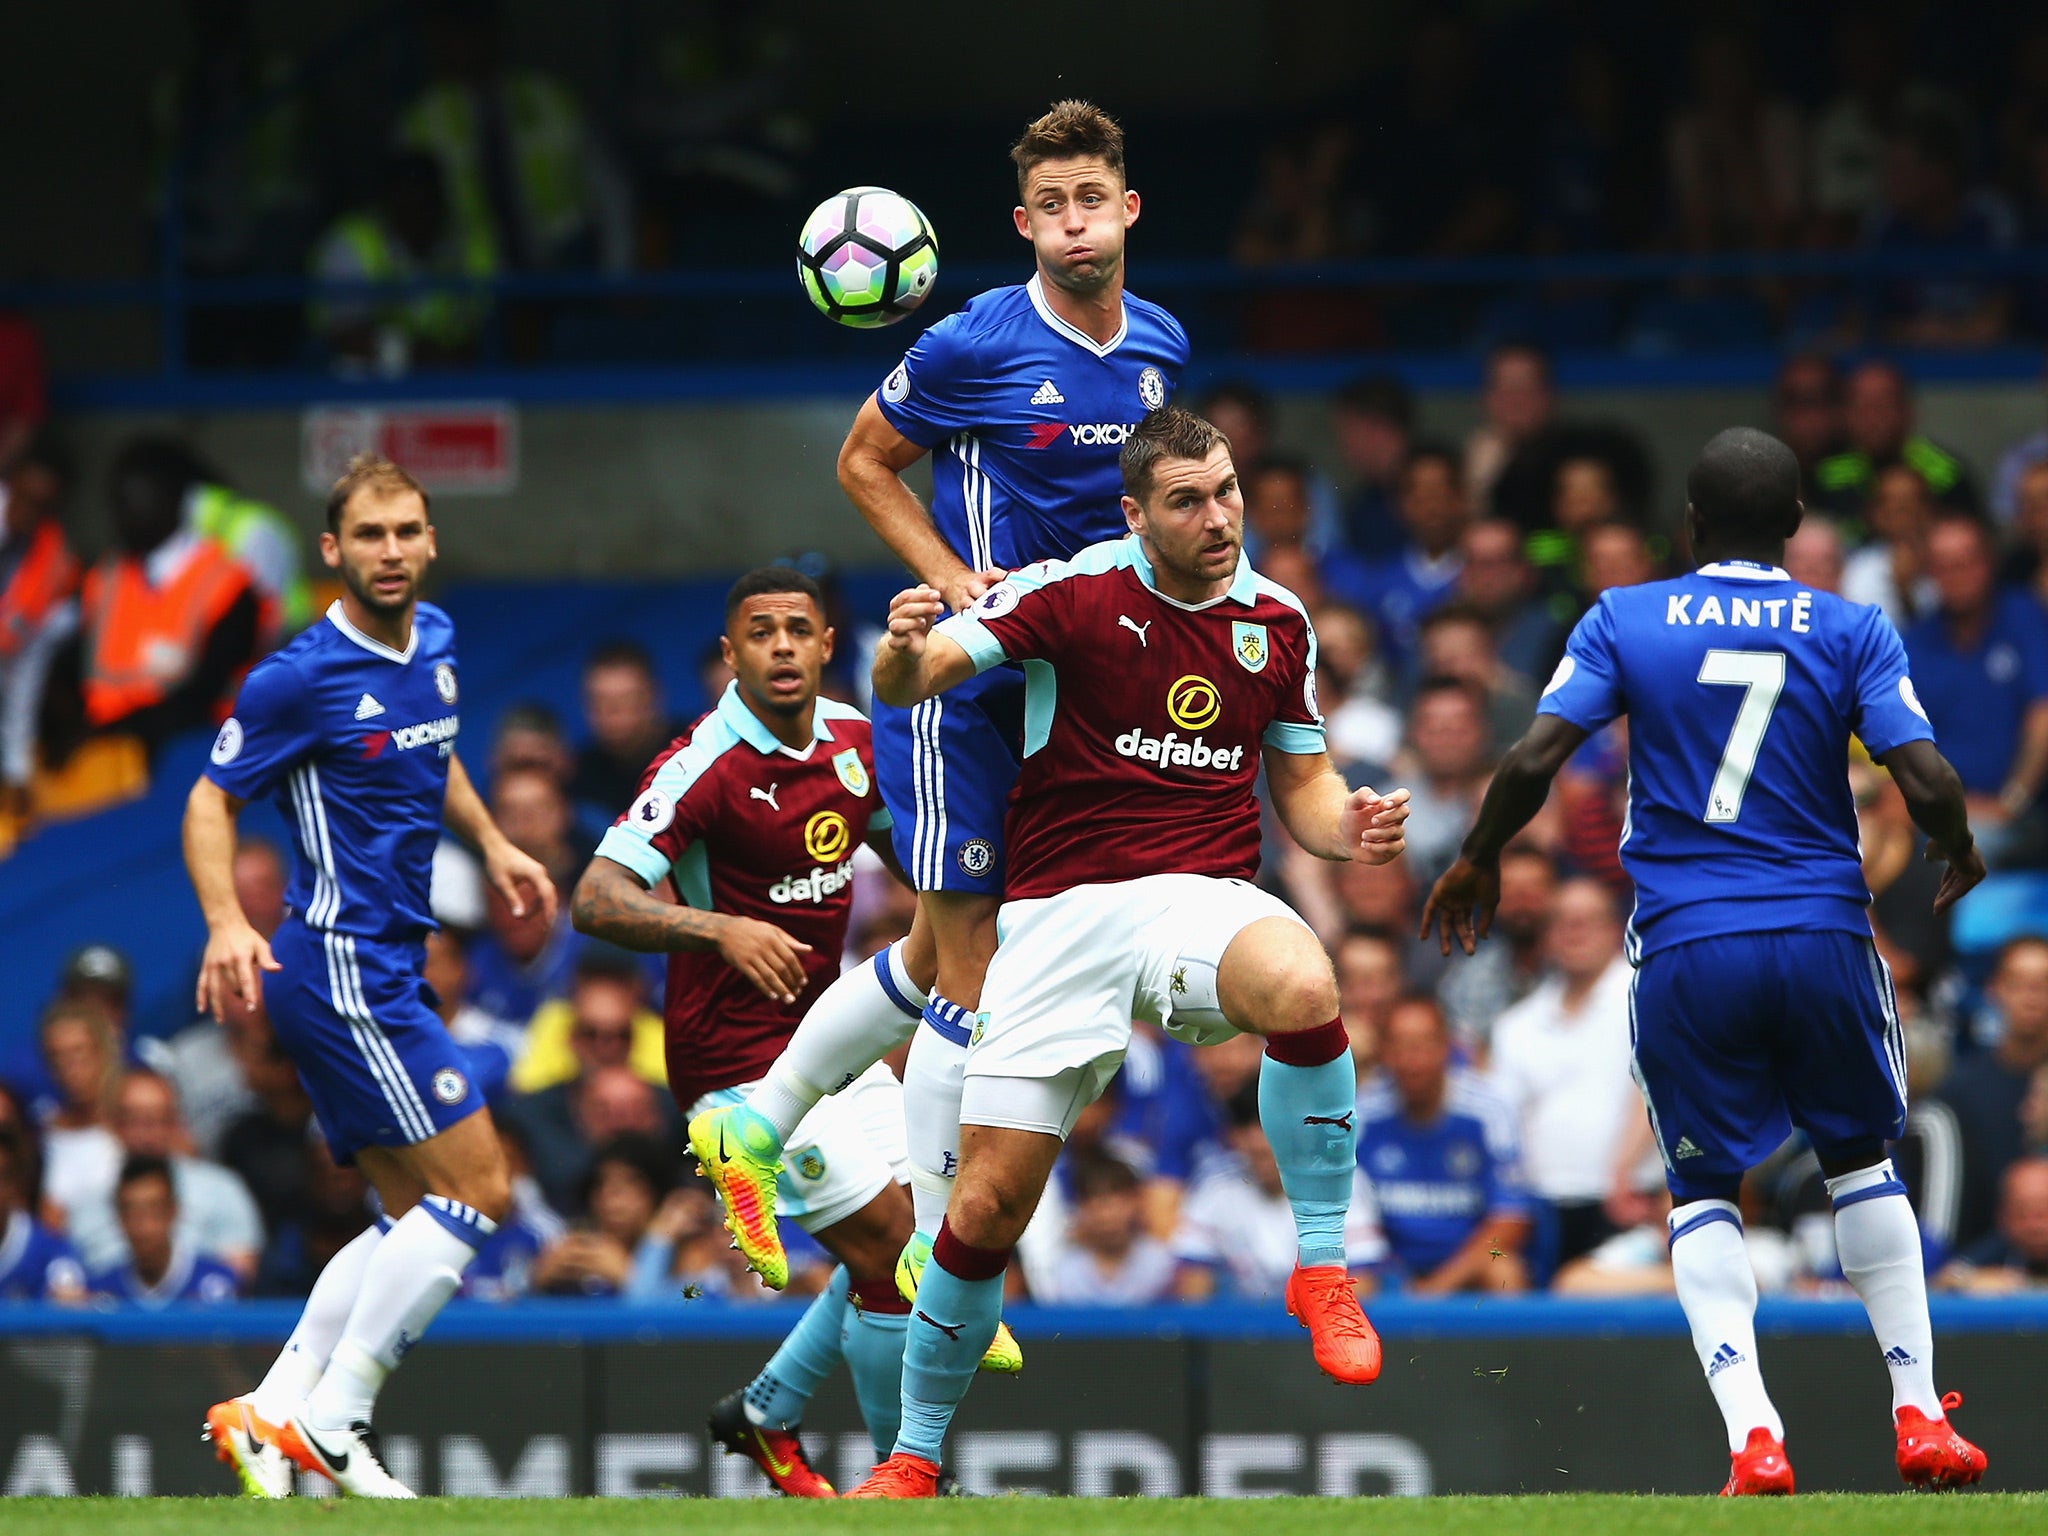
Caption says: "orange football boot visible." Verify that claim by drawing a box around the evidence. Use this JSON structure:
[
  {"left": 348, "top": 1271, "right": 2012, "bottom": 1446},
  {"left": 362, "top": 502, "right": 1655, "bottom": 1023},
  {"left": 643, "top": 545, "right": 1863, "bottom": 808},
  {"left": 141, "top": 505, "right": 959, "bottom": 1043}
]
[{"left": 1284, "top": 1263, "right": 1383, "bottom": 1384}]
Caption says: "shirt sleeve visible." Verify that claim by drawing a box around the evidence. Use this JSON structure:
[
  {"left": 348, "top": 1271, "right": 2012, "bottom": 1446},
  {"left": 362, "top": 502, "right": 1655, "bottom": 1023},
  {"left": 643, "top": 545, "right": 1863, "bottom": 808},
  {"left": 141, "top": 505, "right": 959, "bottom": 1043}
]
[
  {"left": 203, "top": 655, "right": 319, "bottom": 802},
  {"left": 1848, "top": 604, "right": 1937, "bottom": 757},
  {"left": 591, "top": 744, "right": 720, "bottom": 889},
  {"left": 1535, "top": 595, "right": 1627, "bottom": 734},
  {"left": 934, "top": 567, "right": 1074, "bottom": 671},
  {"left": 874, "top": 314, "right": 982, "bottom": 449},
  {"left": 1476, "top": 1095, "right": 1534, "bottom": 1219},
  {"left": 1263, "top": 606, "right": 1328, "bottom": 754}
]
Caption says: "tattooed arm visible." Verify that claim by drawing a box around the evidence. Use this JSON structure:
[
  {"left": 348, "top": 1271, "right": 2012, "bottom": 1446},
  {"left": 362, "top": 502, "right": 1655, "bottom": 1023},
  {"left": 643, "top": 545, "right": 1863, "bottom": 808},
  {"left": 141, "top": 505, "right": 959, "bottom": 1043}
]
[{"left": 571, "top": 855, "right": 812, "bottom": 1005}]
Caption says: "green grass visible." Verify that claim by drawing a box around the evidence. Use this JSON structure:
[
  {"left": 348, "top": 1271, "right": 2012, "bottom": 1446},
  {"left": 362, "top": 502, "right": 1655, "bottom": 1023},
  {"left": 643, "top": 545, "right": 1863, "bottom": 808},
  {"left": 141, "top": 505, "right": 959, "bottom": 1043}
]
[{"left": 1, "top": 1496, "right": 2041, "bottom": 1536}]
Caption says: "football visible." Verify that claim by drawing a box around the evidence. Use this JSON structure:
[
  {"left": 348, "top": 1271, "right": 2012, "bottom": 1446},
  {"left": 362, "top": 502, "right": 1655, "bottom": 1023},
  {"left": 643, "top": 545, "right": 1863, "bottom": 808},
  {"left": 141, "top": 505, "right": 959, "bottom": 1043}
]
[{"left": 796, "top": 186, "right": 939, "bottom": 328}]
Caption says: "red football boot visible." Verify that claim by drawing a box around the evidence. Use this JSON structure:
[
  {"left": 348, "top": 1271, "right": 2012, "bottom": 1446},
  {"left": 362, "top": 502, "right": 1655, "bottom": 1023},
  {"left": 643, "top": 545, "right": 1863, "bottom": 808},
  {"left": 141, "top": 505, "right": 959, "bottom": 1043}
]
[
  {"left": 1896, "top": 1392, "right": 1988, "bottom": 1490},
  {"left": 707, "top": 1391, "right": 835, "bottom": 1498},
  {"left": 1721, "top": 1427, "right": 1795, "bottom": 1496},
  {"left": 843, "top": 1452, "right": 942, "bottom": 1500},
  {"left": 1284, "top": 1264, "right": 1383, "bottom": 1384}
]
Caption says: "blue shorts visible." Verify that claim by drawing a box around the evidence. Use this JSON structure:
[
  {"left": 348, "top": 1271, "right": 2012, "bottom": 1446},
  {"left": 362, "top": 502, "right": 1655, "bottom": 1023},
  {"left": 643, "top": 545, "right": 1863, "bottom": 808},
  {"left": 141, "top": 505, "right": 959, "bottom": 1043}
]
[
  {"left": 266, "top": 916, "right": 484, "bottom": 1163},
  {"left": 872, "top": 665, "right": 1024, "bottom": 895},
  {"left": 1630, "top": 929, "right": 1907, "bottom": 1202}
]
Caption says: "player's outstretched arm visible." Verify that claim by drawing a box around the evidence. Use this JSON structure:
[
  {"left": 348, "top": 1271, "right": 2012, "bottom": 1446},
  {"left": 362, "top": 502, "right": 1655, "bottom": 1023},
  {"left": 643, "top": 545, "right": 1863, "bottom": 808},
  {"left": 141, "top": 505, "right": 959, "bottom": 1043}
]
[
  {"left": 1877, "top": 738, "right": 1988, "bottom": 915},
  {"left": 444, "top": 751, "right": 557, "bottom": 926},
  {"left": 571, "top": 855, "right": 811, "bottom": 1004},
  {"left": 1262, "top": 748, "right": 1410, "bottom": 864},
  {"left": 183, "top": 775, "right": 278, "bottom": 1023},
  {"left": 841, "top": 397, "right": 1005, "bottom": 612},
  {"left": 871, "top": 584, "right": 978, "bottom": 708},
  {"left": 1422, "top": 714, "right": 1589, "bottom": 957}
]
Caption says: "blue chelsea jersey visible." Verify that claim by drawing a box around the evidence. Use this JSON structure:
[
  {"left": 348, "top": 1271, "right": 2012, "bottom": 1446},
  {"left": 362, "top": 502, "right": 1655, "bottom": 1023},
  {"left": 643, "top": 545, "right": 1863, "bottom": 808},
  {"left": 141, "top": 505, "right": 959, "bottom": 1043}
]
[
  {"left": 206, "top": 601, "right": 461, "bottom": 941},
  {"left": 877, "top": 274, "right": 1189, "bottom": 572},
  {"left": 1538, "top": 562, "right": 1935, "bottom": 958}
]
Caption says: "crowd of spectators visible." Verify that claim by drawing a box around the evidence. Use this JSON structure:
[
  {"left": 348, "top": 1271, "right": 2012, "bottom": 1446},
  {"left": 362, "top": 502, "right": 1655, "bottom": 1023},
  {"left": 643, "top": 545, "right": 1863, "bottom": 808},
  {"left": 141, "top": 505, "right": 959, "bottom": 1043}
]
[
  {"left": 30, "top": 3, "right": 2048, "bottom": 371},
  {"left": 5, "top": 332, "right": 2048, "bottom": 1310}
]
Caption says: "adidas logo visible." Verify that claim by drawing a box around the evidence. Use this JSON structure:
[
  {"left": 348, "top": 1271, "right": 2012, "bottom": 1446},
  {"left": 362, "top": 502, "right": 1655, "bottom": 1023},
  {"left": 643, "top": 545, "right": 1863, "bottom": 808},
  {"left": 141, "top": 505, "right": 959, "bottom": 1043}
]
[
  {"left": 354, "top": 693, "right": 385, "bottom": 721},
  {"left": 1674, "top": 1135, "right": 1705, "bottom": 1160},
  {"left": 1029, "top": 379, "right": 1065, "bottom": 405},
  {"left": 1884, "top": 1345, "right": 1918, "bottom": 1368},
  {"left": 1707, "top": 1342, "right": 1745, "bottom": 1378}
]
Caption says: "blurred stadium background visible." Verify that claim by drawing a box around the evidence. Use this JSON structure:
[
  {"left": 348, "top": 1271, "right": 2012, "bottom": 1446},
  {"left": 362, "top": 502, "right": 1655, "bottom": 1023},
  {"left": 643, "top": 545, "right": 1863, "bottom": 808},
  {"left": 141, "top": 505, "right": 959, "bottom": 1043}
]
[{"left": 2, "top": 0, "right": 2048, "bottom": 1498}]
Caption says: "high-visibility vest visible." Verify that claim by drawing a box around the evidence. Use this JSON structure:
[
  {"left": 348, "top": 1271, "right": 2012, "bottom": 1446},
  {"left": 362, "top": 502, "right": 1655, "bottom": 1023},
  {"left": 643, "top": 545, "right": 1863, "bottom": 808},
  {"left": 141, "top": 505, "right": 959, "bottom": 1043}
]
[
  {"left": 398, "top": 74, "right": 591, "bottom": 263},
  {"left": 314, "top": 213, "right": 496, "bottom": 349},
  {"left": 0, "top": 520, "right": 81, "bottom": 660},
  {"left": 80, "top": 539, "right": 252, "bottom": 727},
  {"left": 187, "top": 482, "right": 313, "bottom": 635}
]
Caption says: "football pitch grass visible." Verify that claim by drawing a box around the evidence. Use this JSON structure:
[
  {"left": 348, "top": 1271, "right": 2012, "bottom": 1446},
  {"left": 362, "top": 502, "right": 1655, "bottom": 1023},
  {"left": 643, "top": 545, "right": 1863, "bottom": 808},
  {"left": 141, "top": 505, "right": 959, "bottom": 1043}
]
[{"left": 3, "top": 1495, "right": 2041, "bottom": 1535}]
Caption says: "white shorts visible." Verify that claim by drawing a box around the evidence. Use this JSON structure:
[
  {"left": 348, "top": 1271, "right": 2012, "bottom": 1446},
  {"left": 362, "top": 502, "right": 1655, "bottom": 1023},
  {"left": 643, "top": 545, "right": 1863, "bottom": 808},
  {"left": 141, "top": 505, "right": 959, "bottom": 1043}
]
[
  {"left": 961, "top": 873, "right": 1310, "bottom": 1139},
  {"left": 690, "top": 1061, "right": 908, "bottom": 1233}
]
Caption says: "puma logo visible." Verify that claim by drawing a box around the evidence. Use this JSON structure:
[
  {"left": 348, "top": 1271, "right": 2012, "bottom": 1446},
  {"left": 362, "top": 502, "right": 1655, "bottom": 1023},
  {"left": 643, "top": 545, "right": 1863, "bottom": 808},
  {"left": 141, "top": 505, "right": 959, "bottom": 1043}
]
[
  {"left": 1118, "top": 615, "right": 1152, "bottom": 646},
  {"left": 1303, "top": 1112, "right": 1355, "bottom": 1132},
  {"left": 750, "top": 783, "right": 780, "bottom": 811},
  {"left": 916, "top": 1309, "right": 964, "bottom": 1341}
]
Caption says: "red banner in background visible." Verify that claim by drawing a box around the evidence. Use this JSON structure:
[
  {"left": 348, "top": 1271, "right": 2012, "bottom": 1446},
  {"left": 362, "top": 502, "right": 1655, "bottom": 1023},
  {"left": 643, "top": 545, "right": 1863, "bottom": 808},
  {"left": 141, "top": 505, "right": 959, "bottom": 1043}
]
[{"left": 302, "top": 404, "right": 519, "bottom": 495}]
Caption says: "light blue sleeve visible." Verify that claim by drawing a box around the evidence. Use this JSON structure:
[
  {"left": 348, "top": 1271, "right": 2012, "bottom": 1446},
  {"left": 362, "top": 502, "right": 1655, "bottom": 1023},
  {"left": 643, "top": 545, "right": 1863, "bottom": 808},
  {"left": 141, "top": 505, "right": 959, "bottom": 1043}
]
[
  {"left": 1535, "top": 596, "right": 1626, "bottom": 734},
  {"left": 203, "top": 656, "right": 318, "bottom": 802},
  {"left": 1849, "top": 604, "right": 1936, "bottom": 756}
]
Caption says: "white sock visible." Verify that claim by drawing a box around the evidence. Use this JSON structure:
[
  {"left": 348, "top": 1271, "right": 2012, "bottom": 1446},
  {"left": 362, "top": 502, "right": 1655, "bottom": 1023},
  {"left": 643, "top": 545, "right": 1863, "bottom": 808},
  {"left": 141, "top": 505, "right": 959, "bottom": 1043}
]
[
  {"left": 1668, "top": 1200, "right": 1783, "bottom": 1452},
  {"left": 747, "top": 941, "right": 928, "bottom": 1142},
  {"left": 902, "top": 1022, "right": 966, "bottom": 1238},
  {"left": 1827, "top": 1160, "right": 1942, "bottom": 1418},
  {"left": 250, "top": 1221, "right": 386, "bottom": 1422},
  {"left": 304, "top": 1197, "right": 494, "bottom": 1431}
]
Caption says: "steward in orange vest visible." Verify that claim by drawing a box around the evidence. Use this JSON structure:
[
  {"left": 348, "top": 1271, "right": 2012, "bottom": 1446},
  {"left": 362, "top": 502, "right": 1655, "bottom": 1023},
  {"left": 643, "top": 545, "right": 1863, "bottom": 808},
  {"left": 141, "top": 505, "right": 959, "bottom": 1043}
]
[
  {"left": 82, "top": 449, "right": 259, "bottom": 756},
  {"left": 0, "top": 442, "right": 83, "bottom": 791}
]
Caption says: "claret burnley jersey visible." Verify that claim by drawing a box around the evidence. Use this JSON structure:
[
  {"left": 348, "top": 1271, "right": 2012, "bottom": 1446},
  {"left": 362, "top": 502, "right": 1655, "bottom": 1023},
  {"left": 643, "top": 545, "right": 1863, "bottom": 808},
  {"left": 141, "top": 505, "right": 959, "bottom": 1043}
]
[
  {"left": 593, "top": 683, "right": 890, "bottom": 1104},
  {"left": 936, "top": 537, "right": 1324, "bottom": 899}
]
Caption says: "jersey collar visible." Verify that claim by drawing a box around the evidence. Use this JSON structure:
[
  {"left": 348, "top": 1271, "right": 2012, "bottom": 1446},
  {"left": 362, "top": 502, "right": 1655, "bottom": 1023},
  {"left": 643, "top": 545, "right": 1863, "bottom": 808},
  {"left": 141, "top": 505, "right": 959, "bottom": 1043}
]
[
  {"left": 1697, "top": 560, "right": 1791, "bottom": 581},
  {"left": 1126, "top": 537, "right": 1261, "bottom": 609},
  {"left": 1026, "top": 273, "right": 1128, "bottom": 358},
  {"left": 325, "top": 600, "right": 418, "bottom": 663},
  {"left": 717, "top": 680, "right": 832, "bottom": 756}
]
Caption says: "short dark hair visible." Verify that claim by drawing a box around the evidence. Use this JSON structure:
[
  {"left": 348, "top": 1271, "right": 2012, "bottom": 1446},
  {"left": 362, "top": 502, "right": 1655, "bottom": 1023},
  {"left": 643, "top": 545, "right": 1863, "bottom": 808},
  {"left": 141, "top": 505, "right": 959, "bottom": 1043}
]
[
  {"left": 116, "top": 1153, "right": 175, "bottom": 1200},
  {"left": 1249, "top": 453, "right": 1313, "bottom": 493},
  {"left": 1011, "top": 100, "right": 1126, "bottom": 194},
  {"left": 1121, "top": 407, "right": 1230, "bottom": 503},
  {"left": 14, "top": 431, "right": 76, "bottom": 486},
  {"left": 1411, "top": 674, "right": 1488, "bottom": 718},
  {"left": 573, "top": 943, "right": 645, "bottom": 988},
  {"left": 1196, "top": 379, "right": 1271, "bottom": 426},
  {"left": 1687, "top": 427, "right": 1802, "bottom": 544},
  {"left": 1403, "top": 442, "right": 1462, "bottom": 484},
  {"left": 1417, "top": 600, "right": 1492, "bottom": 639},
  {"left": 1070, "top": 1151, "right": 1141, "bottom": 1201},
  {"left": 724, "top": 566, "right": 824, "bottom": 629},
  {"left": 326, "top": 453, "right": 429, "bottom": 533},
  {"left": 495, "top": 701, "right": 566, "bottom": 741},
  {"left": 585, "top": 638, "right": 656, "bottom": 682},
  {"left": 1223, "top": 1079, "right": 1262, "bottom": 1130},
  {"left": 587, "top": 1132, "right": 678, "bottom": 1207},
  {"left": 1388, "top": 991, "right": 1448, "bottom": 1034},
  {"left": 112, "top": 437, "right": 210, "bottom": 499},
  {"left": 1335, "top": 375, "right": 1415, "bottom": 430}
]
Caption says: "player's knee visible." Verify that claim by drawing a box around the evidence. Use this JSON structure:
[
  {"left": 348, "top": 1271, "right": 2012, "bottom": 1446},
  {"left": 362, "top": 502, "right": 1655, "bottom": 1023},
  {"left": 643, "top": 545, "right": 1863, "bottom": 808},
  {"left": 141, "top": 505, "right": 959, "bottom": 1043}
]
[
  {"left": 948, "top": 1173, "right": 1032, "bottom": 1251},
  {"left": 1220, "top": 919, "right": 1337, "bottom": 1036}
]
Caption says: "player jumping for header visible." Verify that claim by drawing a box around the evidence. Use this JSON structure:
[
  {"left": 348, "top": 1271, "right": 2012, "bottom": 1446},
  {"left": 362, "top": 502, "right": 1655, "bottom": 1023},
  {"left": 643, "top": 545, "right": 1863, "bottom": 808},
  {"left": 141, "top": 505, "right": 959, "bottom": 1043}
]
[
  {"left": 1423, "top": 427, "right": 1988, "bottom": 1495},
  {"left": 186, "top": 455, "right": 555, "bottom": 1498},
  {"left": 571, "top": 567, "right": 923, "bottom": 1495},
  {"left": 842, "top": 407, "right": 1409, "bottom": 1498},
  {"left": 690, "top": 101, "right": 1188, "bottom": 1334}
]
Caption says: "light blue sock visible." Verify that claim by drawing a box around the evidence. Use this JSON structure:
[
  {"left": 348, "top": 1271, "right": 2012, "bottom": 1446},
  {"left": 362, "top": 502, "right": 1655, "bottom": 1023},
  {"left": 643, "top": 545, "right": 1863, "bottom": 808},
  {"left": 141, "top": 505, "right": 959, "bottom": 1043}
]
[
  {"left": 744, "top": 1266, "right": 848, "bottom": 1430},
  {"left": 841, "top": 1302, "right": 910, "bottom": 1461},
  {"left": 894, "top": 1260, "right": 1002, "bottom": 1462},
  {"left": 1258, "top": 1053, "right": 1358, "bottom": 1269},
  {"left": 723, "top": 1102, "right": 787, "bottom": 1159}
]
